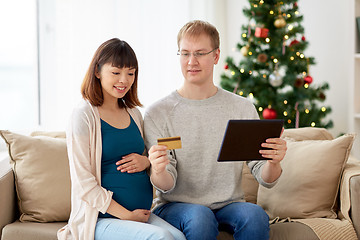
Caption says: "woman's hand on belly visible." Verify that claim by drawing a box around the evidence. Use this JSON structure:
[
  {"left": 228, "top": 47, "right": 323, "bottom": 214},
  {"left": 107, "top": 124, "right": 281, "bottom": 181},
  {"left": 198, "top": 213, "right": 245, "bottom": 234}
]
[
  {"left": 126, "top": 209, "right": 151, "bottom": 223},
  {"left": 107, "top": 199, "right": 151, "bottom": 222},
  {"left": 116, "top": 153, "right": 150, "bottom": 173}
]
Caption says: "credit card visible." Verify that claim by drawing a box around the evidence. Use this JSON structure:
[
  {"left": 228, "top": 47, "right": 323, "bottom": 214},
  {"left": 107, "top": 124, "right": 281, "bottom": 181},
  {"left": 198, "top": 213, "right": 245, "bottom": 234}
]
[{"left": 157, "top": 136, "right": 182, "bottom": 150}]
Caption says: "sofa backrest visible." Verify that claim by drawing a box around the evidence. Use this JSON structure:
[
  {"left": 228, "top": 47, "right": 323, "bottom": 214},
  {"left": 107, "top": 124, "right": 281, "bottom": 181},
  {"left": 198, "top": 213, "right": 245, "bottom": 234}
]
[{"left": 0, "top": 169, "right": 18, "bottom": 237}]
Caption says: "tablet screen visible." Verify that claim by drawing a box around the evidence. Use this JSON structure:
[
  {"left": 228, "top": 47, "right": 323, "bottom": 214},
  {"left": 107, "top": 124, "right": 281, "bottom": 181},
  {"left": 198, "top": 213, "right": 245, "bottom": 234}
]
[{"left": 217, "top": 119, "right": 284, "bottom": 161}]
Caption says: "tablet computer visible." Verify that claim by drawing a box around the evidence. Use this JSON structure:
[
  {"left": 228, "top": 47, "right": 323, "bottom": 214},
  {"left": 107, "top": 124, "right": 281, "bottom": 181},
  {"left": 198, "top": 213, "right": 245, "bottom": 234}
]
[{"left": 217, "top": 119, "right": 284, "bottom": 162}]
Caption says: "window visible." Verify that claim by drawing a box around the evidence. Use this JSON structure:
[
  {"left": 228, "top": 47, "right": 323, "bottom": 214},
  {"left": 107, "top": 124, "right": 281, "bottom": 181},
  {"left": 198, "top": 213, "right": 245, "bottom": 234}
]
[{"left": 0, "top": 0, "right": 38, "bottom": 131}]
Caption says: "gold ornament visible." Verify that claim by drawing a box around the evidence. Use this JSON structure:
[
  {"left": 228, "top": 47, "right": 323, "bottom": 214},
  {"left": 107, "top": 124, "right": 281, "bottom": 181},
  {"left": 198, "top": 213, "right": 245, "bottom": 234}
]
[
  {"left": 274, "top": 16, "right": 286, "bottom": 28},
  {"left": 240, "top": 45, "right": 249, "bottom": 56}
]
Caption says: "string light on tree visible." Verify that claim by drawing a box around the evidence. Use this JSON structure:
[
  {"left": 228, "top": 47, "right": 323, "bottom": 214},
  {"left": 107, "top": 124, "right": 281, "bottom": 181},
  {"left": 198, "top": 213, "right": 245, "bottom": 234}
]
[{"left": 303, "top": 58, "right": 313, "bottom": 84}]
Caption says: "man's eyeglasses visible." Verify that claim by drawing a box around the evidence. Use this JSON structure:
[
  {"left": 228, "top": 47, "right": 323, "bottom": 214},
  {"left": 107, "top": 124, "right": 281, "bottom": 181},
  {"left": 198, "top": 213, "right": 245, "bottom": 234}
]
[{"left": 177, "top": 48, "right": 218, "bottom": 59}]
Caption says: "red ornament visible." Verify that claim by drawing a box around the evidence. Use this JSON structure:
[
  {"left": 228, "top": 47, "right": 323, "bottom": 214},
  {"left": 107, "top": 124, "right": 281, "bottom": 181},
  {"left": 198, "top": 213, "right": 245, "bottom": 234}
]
[
  {"left": 301, "top": 36, "right": 306, "bottom": 41},
  {"left": 255, "top": 27, "right": 269, "bottom": 38},
  {"left": 263, "top": 108, "right": 277, "bottom": 119},
  {"left": 294, "top": 2, "right": 298, "bottom": 8},
  {"left": 224, "top": 64, "right": 229, "bottom": 70},
  {"left": 304, "top": 75, "right": 313, "bottom": 84},
  {"left": 289, "top": 39, "right": 299, "bottom": 47}
]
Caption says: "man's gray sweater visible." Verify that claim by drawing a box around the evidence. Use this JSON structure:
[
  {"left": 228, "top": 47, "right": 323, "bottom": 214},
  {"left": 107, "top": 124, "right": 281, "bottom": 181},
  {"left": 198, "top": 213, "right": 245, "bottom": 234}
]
[{"left": 144, "top": 88, "right": 276, "bottom": 210}]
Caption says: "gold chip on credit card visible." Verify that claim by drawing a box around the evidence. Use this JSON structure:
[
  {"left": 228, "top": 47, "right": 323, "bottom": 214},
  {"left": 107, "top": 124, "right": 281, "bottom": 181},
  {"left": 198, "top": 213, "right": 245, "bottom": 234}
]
[{"left": 157, "top": 136, "right": 182, "bottom": 150}]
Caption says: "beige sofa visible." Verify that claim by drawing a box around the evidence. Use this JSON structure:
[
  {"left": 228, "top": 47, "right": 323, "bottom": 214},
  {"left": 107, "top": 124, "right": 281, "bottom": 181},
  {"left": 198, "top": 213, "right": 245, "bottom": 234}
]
[{"left": 0, "top": 127, "right": 359, "bottom": 240}]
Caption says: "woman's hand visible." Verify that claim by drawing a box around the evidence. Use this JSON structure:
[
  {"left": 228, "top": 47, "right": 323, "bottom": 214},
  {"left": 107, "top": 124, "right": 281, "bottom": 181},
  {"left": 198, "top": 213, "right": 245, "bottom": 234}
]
[
  {"left": 116, "top": 153, "right": 150, "bottom": 173},
  {"left": 106, "top": 199, "right": 151, "bottom": 222},
  {"left": 125, "top": 209, "right": 151, "bottom": 223}
]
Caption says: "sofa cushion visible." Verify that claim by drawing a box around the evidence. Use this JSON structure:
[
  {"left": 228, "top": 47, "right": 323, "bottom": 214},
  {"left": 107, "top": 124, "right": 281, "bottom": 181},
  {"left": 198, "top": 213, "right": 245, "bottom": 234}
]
[
  {"left": 2, "top": 221, "right": 66, "bottom": 240},
  {"left": 269, "top": 222, "right": 319, "bottom": 240},
  {"left": 257, "top": 134, "right": 355, "bottom": 219},
  {"left": 0, "top": 130, "right": 70, "bottom": 222},
  {"left": 216, "top": 222, "right": 318, "bottom": 240}
]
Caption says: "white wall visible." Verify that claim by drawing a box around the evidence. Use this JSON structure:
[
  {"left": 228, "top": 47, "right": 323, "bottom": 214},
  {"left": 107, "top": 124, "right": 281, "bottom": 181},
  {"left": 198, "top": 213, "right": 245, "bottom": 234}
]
[
  {"left": 223, "top": 0, "right": 352, "bottom": 137},
  {"left": 301, "top": 1, "right": 352, "bottom": 137},
  {"left": 2, "top": 0, "right": 352, "bottom": 138}
]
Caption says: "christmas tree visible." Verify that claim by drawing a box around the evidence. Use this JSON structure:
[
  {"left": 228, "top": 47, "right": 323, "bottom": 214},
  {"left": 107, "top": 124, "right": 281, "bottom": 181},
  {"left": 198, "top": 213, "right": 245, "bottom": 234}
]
[{"left": 220, "top": 0, "right": 333, "bottom": 129}]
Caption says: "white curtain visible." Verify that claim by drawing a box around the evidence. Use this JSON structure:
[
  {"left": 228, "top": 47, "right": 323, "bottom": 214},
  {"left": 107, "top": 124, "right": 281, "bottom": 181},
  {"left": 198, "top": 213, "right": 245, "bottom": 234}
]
[{"left": 38, "top": 0, "right": 230, "bottom": 130}]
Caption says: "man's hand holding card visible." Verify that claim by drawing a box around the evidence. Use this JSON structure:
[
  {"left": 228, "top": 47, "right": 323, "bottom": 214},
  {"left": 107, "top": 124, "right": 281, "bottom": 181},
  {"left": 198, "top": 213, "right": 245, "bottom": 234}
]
[{"left": 148, "top": 137, "right": 182, "bottom": 191}]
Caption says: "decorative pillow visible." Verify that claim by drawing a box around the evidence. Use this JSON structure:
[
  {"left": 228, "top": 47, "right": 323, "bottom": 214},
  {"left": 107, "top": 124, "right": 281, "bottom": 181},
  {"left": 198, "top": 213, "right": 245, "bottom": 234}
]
[
  {"left": 281, "top": 127, "right": 334, "bottom": 141},
  {"left": 0, "top": 130, "right": 70, "bottom": 222},
  {"left": 241, "top": 127, "right": 334, "bottom": 204},
  {"left": 30, "top": 131, "right": 66, "bottom": 138},
  {"left": 257, "top": 134, "right": 355, "bottom": 220}
]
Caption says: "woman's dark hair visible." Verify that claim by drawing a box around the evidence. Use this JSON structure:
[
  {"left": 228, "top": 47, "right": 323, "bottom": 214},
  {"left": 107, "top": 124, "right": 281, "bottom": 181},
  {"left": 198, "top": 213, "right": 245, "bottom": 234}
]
[{"left": 81, "top": 38, "right": 142, "bottom": 108}]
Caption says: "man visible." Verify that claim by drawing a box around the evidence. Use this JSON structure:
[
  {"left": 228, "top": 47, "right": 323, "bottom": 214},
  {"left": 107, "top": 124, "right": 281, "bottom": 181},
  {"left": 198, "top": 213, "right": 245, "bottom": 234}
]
[{"left": 144, "top": 20, "right": 287, "bottom": 240}]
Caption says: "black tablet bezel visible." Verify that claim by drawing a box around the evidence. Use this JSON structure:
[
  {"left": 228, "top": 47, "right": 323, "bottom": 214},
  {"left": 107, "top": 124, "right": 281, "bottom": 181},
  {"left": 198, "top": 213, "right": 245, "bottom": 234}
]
[{"left": 217, "top": 119, "right": 284, "bottom": 162}]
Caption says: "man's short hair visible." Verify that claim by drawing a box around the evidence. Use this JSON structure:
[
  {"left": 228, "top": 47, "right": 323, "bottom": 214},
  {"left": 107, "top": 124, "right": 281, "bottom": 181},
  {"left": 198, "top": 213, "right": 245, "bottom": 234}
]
[{"left": 177, "top": 20, "right": 220, "bottom": 50}]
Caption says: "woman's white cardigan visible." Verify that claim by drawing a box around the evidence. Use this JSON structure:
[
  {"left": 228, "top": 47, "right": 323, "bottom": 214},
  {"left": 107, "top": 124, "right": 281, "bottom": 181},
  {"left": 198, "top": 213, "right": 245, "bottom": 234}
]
[{"left": 57, "top": 100, "right": 144, "bottom": 240}]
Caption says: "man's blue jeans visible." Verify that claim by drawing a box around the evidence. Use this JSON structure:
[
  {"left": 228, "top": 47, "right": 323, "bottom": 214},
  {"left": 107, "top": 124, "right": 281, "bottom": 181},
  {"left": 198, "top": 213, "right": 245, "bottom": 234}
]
[{"left": 153, "top": 202, "right": 270, "bottom": 240}]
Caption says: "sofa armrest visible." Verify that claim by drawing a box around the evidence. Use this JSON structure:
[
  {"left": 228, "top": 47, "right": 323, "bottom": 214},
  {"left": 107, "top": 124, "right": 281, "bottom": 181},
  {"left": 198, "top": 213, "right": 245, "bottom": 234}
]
[
  {"left": 0, "top": 169, "right": 17, "bottom": 239},
  {"left": 350, "top": 174, "right": 360, "bottom": 239}
]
